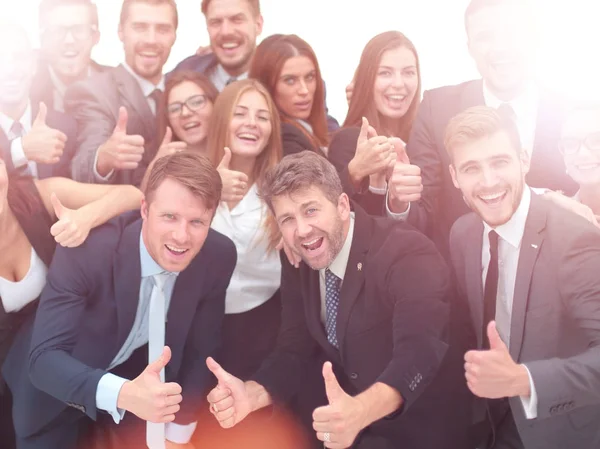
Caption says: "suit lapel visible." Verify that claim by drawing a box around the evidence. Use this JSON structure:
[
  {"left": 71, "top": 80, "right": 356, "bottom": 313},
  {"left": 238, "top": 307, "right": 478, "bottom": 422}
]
[
  {"left": 113, "top": 65, "right": 155, "bottom": 138},
  {"left": 460, "top": 79, "right": 485, "bottom": 110},
  {"left": 465, "top": 220, "right": 485, "bottom": 347},
  {"left": 510, "top": 194, "right": 546, "bottom": 360},
  {"left": 303, "top": 268, "right": 336, "bottom": 358}
]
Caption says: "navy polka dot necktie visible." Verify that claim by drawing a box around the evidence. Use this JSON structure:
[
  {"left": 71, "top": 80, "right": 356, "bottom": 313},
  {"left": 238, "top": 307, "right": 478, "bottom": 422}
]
[{"left": 325, "top": 269, "right": 341, "bottom": 348}]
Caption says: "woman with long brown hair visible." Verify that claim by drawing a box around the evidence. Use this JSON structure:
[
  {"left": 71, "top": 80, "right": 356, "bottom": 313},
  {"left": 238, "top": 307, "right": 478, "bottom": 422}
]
[{"left": 329, "top": 31, "right": 422, "bottom": 214}]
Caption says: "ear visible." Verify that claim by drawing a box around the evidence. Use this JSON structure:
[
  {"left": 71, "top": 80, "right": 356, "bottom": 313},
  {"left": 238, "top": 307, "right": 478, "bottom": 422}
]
[
  {"left": 92, "top": 28, "right": 101, "bottom": 47},
  {"left": 338, "top": 192, "right": 351, "bottom": 220},
  {"left": 140, "top": 196, "right": 149, "bottom": 220},
  {"left": 449, "top": 164, "right": 460, "bottom": 190},
  {"left": 520, "top": 148, "right": 531, "bottom": 175},
  {"left": 118, "top": 24, "right": 124, "bottom": 44},
  {"left": 256, "top": 14, "right": 264, "bottom": 36}
]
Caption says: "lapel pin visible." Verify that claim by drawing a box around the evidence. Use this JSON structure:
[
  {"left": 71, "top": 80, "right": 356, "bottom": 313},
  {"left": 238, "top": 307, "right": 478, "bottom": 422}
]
[
  {"left": 531, "top": 244, "right": 538, "bottom": 249},
  {"left": 357, "top": 262, "right": 363, "bottom": 272}
]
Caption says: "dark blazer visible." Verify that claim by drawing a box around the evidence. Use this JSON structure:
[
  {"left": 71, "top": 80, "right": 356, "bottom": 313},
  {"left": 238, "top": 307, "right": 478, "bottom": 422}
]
[
  {"left": 65, "top": 64, "right": 161, "bottom": 186},
  {"left": 450, "top": 193, "right": 600, "bottom": 449},
  {"left": 3, "top": 213, "right": 236, "bottom": 444},
  {"left": 0, "top": 103, "right": 77, "bottom": 179},
  {"left": 405, "top": 79, "right": 578, "bottom": 258},
  {"left": 31, "top": 59, "right": 111, "bottom": 112},
  {"left": 252, "top": 205, "right": 471, "bottom": 449}
]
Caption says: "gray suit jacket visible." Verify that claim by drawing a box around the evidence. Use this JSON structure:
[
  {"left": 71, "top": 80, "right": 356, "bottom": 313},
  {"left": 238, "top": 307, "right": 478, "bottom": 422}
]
[
  {"left": 64, "top": 64, "right": 160, "bottom": 186},
  {"left": 450, "top": 192, "right": 600, "bottom": 449}
]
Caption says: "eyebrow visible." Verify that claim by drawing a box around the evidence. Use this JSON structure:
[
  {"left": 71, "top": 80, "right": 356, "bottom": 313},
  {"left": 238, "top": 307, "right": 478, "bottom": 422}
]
[
  {"left": 378, "top": 65, "right": 417, "bottom": 71},
  {"left": 235, "top": 105, "right": 270, "bottom": 114},
  {"left": 280, "top": 69, "right": 316, "bottom": 79}
]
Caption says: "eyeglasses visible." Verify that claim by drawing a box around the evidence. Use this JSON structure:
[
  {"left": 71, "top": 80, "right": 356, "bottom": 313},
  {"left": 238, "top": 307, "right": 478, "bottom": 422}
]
[
  {"left": 559, "top": 132, "right": 600, "bottom": 156},
  {"left": 167, "top": 95, "right": 208, "bottom": 116},
  {"left": 42, "top": 24, "right": 97, "bottom": 42}
]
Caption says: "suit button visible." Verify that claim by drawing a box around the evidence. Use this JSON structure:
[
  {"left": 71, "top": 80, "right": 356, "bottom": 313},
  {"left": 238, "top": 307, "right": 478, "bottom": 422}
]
[{"left": 349, "top": 372, "right": 359, "bottom": 380}]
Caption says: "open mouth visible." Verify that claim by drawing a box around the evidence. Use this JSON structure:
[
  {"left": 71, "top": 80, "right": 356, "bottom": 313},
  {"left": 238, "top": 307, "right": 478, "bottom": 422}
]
[
  {"left": 478, "top": 190, "right": 507, "bottom": 206},
  {"left": 62, "top": 50, "right": 80, "bottom": 59},
  {"left": 237, "top": 132, "right": 259, "bottom": 142},
  {"left": 576, "top": 163, "right": 600, "bottom": 171},
  {"left": 165, "top": 244, "right": 188, "bottom": 256},
  {"left": 295, "top": 101, "right": 312, "bottom": 111},
  {"left": 220, "top": 41, "right": 242, "bottom": 53},
  {"left": 301, "top": 237, "right": 324, "bottom": 252},
  {"left": 183, "top": 121, "right": 201, "bottom": 131},
  {"left": 384, "top": 94, "right": 408, "bottom": 109},
  {"left": 138, "top": 52, "right": 160, "bottom": 63}
]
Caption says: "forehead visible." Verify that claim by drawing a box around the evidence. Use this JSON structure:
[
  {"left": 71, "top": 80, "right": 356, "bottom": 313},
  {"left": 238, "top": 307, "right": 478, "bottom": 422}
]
[
  {"left": 271, "top": 186, "right": 330, "bottom": 215},
  {"left": 206, "top": 0, "right": 253, "bottom": 18},
  {"left": 125, "top": 2, "right": 176, "bottom": 26},
  {"left": 0, "top": 25, "right": 31, "bottom": 52},
  {"left": 150, "top": 177, "right": 212, "bottom": 215},
  {"left": 236, "top": 89, "right": 268, "bottom": 109},
  {"left": 379, "top": 45, "right": 416, "bottom": 68},
  {"left": 44, "top": 4, "right": 94, "bottom": 26},
  {"left": 453, "top": 131, "right": 517, "bottom": 165},
  {"left": 467, "top": 3, "right": 529, "bottom": 34},
  {"left": 280, "top": 56, "right": 316, "bottom": 76},
  {"left": 169, "top": 81, "right": 205, "bottom": 100},
  {"left": 562, "top": 109, "right": 600, "bottom": 136}
]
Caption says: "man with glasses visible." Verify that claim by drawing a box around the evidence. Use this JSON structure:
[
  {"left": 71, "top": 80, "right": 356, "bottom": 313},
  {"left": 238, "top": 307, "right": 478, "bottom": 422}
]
[{"left": 33, "top": 0, "right": 109, "bottom": 113}]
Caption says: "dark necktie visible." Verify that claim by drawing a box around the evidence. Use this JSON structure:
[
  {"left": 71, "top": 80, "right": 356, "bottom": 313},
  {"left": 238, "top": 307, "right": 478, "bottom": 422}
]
[
  {"left": 482, "top": 230, "right": 499, "bottom": 350},
  {"left": 325, "top": 269, "right": 341, "bottom": 348},
  {"left": 225, "top": 77, "right": 236, "bottom": 86},
  {"left": 149, "top": 89, "right": 164, "bottom": 118},
  {"left": 497, "top": 103, "right": 516, "bottom": 123}
]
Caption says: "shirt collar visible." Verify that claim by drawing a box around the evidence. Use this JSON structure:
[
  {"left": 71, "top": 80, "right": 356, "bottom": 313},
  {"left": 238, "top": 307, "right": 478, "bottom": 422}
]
[
  {"left": 323, "top": 213, "right": 355, "bottom": 281},
  {"left": 122, "top": 62, "right": 165, "bottom": 98},
  {"left": 483, "top": 187, "right": 531, "bottom": 249},
  {"left": 482, "top": 81, "right": 539, "bottom": 120},
  {"left": 218, "top": 183, "right": 263, "bottom": 216},
  {"left": 215, "top": 64, "right": 248, "bottom": 84},
  {"left": 48, "top": 66, "right": 93, "bottom": 98},
  {"left": 139, "top": 231, "right": 174, "bottom": 278},
  {"left": 0, "top": 102, "right": 32, "bottom": 135}
]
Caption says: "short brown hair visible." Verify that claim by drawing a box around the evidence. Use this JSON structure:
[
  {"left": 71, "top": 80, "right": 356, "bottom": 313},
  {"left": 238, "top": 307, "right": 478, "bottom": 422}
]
[
  {"left": 464, "top": 0, "right": 529, "bottom": 34},
  {"left": 144, "top": 152, "right": 222, "bottom": 210},
  {"left": 444, "top": 106, "right": 522, "bottom": 162},
  {"left": 120, "top": 0, "right": 178, "bottom": 29},
  {"left": 201, "top": 0, "right": 260, "bottom": 17},
  {"left": 39, "top": 0, "right": 99, "bottom": 28},
  {"left": 259, "top": 151, "right": 342, "bottom": 214}
]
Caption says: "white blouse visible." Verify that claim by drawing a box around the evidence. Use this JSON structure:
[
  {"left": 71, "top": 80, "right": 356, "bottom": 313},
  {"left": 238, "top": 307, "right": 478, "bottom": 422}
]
[
  {"left": 0, "top": 248, "right": 48, "bottom": 313},
  {"left": 211, "top": 184, "right": 282, "bottom": 314}
]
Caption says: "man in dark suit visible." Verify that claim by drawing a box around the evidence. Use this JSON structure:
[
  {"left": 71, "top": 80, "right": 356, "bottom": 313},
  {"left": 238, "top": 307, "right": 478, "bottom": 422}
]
[
  {"left": 3, "top": 152, "right": 237, "bottom": 449},
  {"left": 448, "top": 106, "right": 600, "bottom": 449},
  {"left": 32, "top": 0, "right": 110, "bottom": 113},
  {"left": 65, "top": 0, "right": 178, "bottom": 186},
  {"left": 205, "top": 151, "right": 470, "bottom": 449},
  {"left": 386, "top": 0, "right": 578, "bottom": 257}
]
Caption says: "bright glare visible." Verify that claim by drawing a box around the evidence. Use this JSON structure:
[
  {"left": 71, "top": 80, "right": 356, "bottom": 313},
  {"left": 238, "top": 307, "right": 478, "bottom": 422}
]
[{"left": 6, "top": 0, "right": 600, "bottom": 122}]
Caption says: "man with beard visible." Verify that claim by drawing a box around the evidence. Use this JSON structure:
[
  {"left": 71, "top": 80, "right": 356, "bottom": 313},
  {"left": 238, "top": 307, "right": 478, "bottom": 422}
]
[
  {"left": 448, "top": 106, "right": 600, "bottom": 449},
  {"left": 385, "top": 0, "right": 578, "bottom": 260},
  {"left": 32, "top": 0, "right": 110, "bottom": 113},
  {"left": 204, "top": 151, "right": 471, "bottom": 449},
  {"left": 65, "top": 0, "right": 177, "bottom": 185}
]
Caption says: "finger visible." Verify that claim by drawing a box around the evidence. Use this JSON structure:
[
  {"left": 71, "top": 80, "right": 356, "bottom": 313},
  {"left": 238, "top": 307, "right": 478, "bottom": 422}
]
[
  {"left": 357, "top": 117, "right": 369, "bottom": 144},
  {"left": 54, "top": 228, "right": 79, "bottom": 246},
  {"left": 213, "top": 395, "right": 234, "bottom": 411},
  {"left": 218, "top": 147, "right": 232, "bottom": 169},
  {"left": 322, "top": 361, "right": 345, "bottom": 404},
  {"left": 312, "top": 404, "right": 331, "bottom": 423},
  {"left": 117, "top": 144, "right": 145, "bottom": 155},
  {"left": 162, "top": 404, "right": 181, "bottom": 416},
  {"left": 34, "top": 102, "right": 48, "bottom": 125},
  {"left": 162, "top": 382, "right": 183, "bottom": 396},
  {"left": 207, "top": 386, "right": 232, "bottom": 403},
  {"left": 217, "top": 416, "right": 236, "bottom": 429},
  {"left": 115, "top": 106, "right": 128, "bottom": 133},
  {"left": 276, "top": 237, "right": 284, "bottom": 251},
  {"left": 121, "top": 135, "right": 145, "bottom": 146},
  {"left": 487, "top": 321, "right": 506, "bottom": 351},
  {"left": 312, "top": 421, "right": 331, "bottom": 432},
  {"left": 161, "top": 127, "right": 173, "bottom": 146},
  {"left": 206, "top": 357, "right": 234, "bottom": 386},
  {"left": 167, "top": 142, "right": 188, "bottom": 151},
  {"left": 464, "top": 350, "right": 482, "bottom": 364},
  {"left": 54, "top": 131, "right": 68, "bottom": 143},
  {"left": 146, "top": 346, "right": 172, "bottom": 374},
  {"left": 50, "top": 192, "right": 65, "bottom": 220},
  {"left": 214, "top": 406, "right": 235, "bottom": 422},
  {"left": 161, "top": 414, "right": 176, "bottom": 423}
]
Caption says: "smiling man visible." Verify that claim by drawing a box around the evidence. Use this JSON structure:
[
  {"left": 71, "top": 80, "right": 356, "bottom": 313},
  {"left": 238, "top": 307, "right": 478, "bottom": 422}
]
[
  {"left": 65, "top": 0, "right": 177, "bottom": 185},
  {"left": 204, "top": 151, "right": 470, "bottom": 449},
  {"left": 448, "top": 106, "right": 600, "bottom": 449},
  {"left": 3, "top": 152, "right": 236, "bottom": 449}
]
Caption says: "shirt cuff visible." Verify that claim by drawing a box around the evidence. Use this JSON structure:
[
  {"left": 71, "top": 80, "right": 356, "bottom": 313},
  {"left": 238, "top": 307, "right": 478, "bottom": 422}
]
[
  {"left": 531, "top": 187, "right": 550, "bottom": 195},
  {"left": 368, "top": 183, "right": 388, "bottom": 196},
  {"left": 520, "top": 364, "right": 538, "bottom": 420},
  {"left": 11, "top": 138, "right": 28, "bottom": 168},
  {"left": 93, "top": 147, "right": 115, "bottom": 181},
  {"left": 96, "top": 373, "right": 128, "bottom": 424},
  {"left": 165, "top": 421, "right": 198, "bottom": 444},
  {"left": 385, "top": 190, "right": 410, "bottom": 221}
]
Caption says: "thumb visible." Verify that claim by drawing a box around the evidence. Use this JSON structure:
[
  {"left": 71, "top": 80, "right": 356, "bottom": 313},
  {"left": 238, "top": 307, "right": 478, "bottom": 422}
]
[
  {"left": 114, "top": 106, "right": 128, "bottom": 134},
  {"left": 146, "top": 346, "right": 171, "bottom": 374},
  {"left": 487, "top": 321, "right": 507, "bottom": 351},
  {"left": 218, "top": 147, "right": 232, "bottom": 169},
  {"left": 161, "top": 126, "right": 173, "bottom": 146},
  {"left": 322, "top": 361, "right": 345, "bottom": 404},
  {"left": 390, "top": 137, "right": 409, "bottom": 164},
  {"left": 34, "top": 102, "right": 48, "bottom": 126},
  {"left": 206, "top": 357, "right": 232, "bottom": 386},
  {"left": 50, "top": 192, "right": 65, "bottom": 219},
  {"left": 357, "top": 117, "right": 369, "bottom": 144}
]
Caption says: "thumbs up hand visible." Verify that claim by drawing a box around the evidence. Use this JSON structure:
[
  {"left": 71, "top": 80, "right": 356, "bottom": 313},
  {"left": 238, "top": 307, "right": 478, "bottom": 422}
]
[
  {"left": 217, "top": 147, "right": 249, "bottom": 203},
  {"left": 312, "top": 362, "right": 366, "bottom": 448},
  {"left": 49, "top": 192, "right": 93, "bottom": 248},
  {"left": 464, "top": 321, "right": 531, "bottom": 400},
  {"left": 155, "top": 127, "right": 187, "bottom": 160},
  {"left": 117, "top": 346, "right": 183, "bottom": 423},
  {"left": 206, "top": 357, "right": 252, "bottom": 428},
  {"left": 387, "top": 139, "right": 422, "bottom": 214},
  {"left": 96, "top": 107, "right": 146, "bottom": 177},
  {"left": 21, "top": 102, "right": 68, "bottom": 165}
]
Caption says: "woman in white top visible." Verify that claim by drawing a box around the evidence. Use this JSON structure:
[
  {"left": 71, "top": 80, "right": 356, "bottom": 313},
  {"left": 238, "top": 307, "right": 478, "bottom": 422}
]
[{"left": 204, "top": 78, "right": 283, "bottom": 379}]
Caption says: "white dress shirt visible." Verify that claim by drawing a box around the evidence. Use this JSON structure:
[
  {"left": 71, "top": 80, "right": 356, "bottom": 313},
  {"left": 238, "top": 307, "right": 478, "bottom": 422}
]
[
  {"left": 0, "top": 247, "right": 47, "bottom": 313},
  {"left": 0, "top": 103, "right": 38, "bottom": 177},
  {"left": 318, "top": 213, "right": 355, "bottom": 324},
  {"left": 93, "top": 63, "right": 165, "bottom": 181},
  {"left": 210, "top": 184, "right": 281, "bottom": 314},
  {"left": 481, "top": 187, "right": 539, "bottom": 419},
  {"left": 48, "top": 66, "right": 94, "bottom": 113},
  {"left": 209, "top": 63, "right": 248, "bottom": 92}
]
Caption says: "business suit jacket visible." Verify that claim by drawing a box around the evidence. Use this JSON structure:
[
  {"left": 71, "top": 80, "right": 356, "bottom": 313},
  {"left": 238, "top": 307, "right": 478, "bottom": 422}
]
[
  {"left": 3, "top": 212, "right": 237, "bottom": 446},
  {"left": 450, "top": 193, "right": 600, "bottom": 449},
  {"left": 406, "top": 79, "right": 578, "bottom": 259},
  {"left": 65, "top": 64, "right": 161, "bottom": 185},
  {"left": 0, "top": 103, "right": 77, "bottom": 179},
  {"left": 253, "top": 204, "right": 471, "bottom": 449},
  {"left": 31, "top": 59, "right": 111, "bottom": 112}
]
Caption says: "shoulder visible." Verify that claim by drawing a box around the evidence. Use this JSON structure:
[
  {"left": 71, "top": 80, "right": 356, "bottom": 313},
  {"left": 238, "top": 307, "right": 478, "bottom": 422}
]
[
  {"left": 170, "top": 54, "right": 217, "bottom": 75},
  {"left": 281, "top": 122, "right": 317, "bottom": 155},
  {"left": 46, "top": 109, "right": 77, "bottom": 136},
  {"left": 450, "top": 211, "right": 480, "bottom": 245},
  {"left": 423, "top": 79, "right": 480, "bottom": 103},
  {"left": 329, "top": 127, "right": 360, "bottom": 149},
  {"left": 201, "top": 228, "right": 237, "bottom": 264}
]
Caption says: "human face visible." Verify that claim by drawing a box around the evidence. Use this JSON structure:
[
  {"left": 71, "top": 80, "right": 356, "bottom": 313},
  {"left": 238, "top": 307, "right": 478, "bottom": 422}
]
[
  {"left": 168, "top": 81, "right": 213, "bottom": 147},
  {"left": 0, "top": 25, "right": 35, "bottom": 108},
  {"left": 205, "top": 0, "right": 263, "bottom": 76},
  {"left": 450, "top": 131, "right": 529, "bottom": 227},
  {"left": 40, "top": 4, "right": 99, "bottom": 82},
  {"left": 373, "top": 46, "right": 418, "bottom": 119},
  {"left": 560, "top": 109, "right": 600, "bottom": 187},
  {"left": 0, "top": 158, "right": 8, "bottom": 217},
  {"left": 273, "top": 187, "right": 350, "bottom": 270},
  {"left": 228, "top": 89, "right": 272, "bottom": 159},
  {"left": 141, "top": 177, "right": 213, "bottom": 272},
  {"left": 275, "top": 56, "right": 317, "bottom": 121},
  {"left": 467, "top": 3, "right": 535, "bottom": 100},
  {"left": 118, "top": 3, "right": 177, "bottom": 84}
]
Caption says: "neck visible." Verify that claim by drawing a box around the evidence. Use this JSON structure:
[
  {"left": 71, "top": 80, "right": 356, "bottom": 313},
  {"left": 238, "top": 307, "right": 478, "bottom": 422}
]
[
  {"left": 578, "top": 184, "right": 600, "bottom": 215},
  {"left": 222, "top": 63, "right": 248, "bottom": 78},
  {"left": 230, "top": 154, "right": 256, "bottom": 184},
  {"left": 486, "top": 79, "right": 529, "bottom": 103},
  {"left": 1, "top": 99, "right": 28, "bottom": 121},
  {"left": 188, "top": 140, "right": 207, "bottom": 155},
  {"left": 0, "top": 202, "right": 20, "bottom": 247},
  {"left": 52, "top": 66, "right": 89, "bottom": 86}
]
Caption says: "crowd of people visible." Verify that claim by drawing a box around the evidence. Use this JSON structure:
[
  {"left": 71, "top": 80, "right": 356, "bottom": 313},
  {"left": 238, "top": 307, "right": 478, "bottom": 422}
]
[{"left": 1, "top": 0, "right": 600, "bottom": 448}]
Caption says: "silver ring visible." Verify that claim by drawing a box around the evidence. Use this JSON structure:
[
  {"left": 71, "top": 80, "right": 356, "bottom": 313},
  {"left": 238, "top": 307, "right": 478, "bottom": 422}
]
[
  {"left": 211, "top": 403, "right": 218, "bottom": 413},
  {"left": 323, "top": 432, "right": 331, "bottom": 442}
]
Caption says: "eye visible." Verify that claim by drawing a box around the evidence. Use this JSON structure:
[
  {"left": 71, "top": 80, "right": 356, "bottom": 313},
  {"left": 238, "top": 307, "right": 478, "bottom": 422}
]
[
  {"left": 164, "top": 213, "right": 175, "bottom": 220},
  {"left": 157, "top": 25, "right": 172, "bottom": 34},
  {"left": 191, "top": 219, "right": 204, "bottom": 226},
  {"left": 283, "top": 77, "right": 295, "bottom": 86},
  {"left": 306, "top": 73, "right": 315, "bottom": 82},
  {"left": 463, "top": 165, "right": 478, "bottom": 175},
  {"left": 306, "top": 208, "right": 317, "bottom": 215},
  {"left": 378, "top": 70, "right": 392, "bottom": 77},
  {"left": 404, "top": 69, "right": 417, "bottom": 77}
]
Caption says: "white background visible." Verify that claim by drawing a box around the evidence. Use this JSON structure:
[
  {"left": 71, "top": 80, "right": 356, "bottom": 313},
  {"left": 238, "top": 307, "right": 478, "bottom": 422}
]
[{"left": 8, "top": 0, "right": 600, "bottom": 123}]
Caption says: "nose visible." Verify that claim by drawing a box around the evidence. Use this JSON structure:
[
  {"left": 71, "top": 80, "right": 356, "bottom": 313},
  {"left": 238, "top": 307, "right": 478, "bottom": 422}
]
[
  {"left": 220, "top": 20, "right": 233, "bottom": 36},
  {"left": 296, "top": 216, "right": 311, "bottom": 237},
  {"left": 180, "top": 104, "right": 193, "bottom": 118},
  {"left": 144, "top": 27, "right": 158, "bottom": 45},
  {"left": 63, "top": 30, "right": 76, "bottom": 44},
  {"left": 172, "top": 221, "right": 189, "bottom": 244},
  {"left": 391, "top": 72, "right": 406, "bottom": 89},
  {"left": 480, "top": 165, "right": 499, "bottom": 188},
  {"left": 297, "top": 79, "right": 309, "bottom": 96}
]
